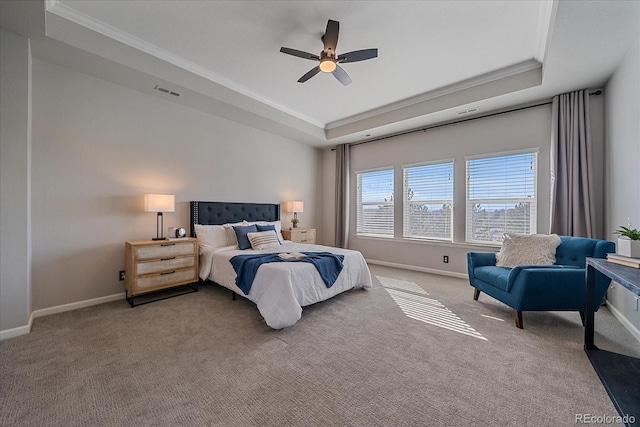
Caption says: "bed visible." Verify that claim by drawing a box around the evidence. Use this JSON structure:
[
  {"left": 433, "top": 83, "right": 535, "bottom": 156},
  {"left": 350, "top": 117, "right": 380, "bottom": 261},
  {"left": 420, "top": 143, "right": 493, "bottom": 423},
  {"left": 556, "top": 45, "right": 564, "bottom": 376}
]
[{"left": 190, "top": 201, "right": 372, "bottom": 329}]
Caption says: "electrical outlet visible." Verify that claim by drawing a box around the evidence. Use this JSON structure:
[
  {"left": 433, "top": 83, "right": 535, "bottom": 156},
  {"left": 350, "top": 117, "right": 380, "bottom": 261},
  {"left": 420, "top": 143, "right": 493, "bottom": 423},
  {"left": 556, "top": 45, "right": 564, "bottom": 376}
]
[
  {"left": 443, "top": 256, "right": 449, "bottom": 263},
  {"left": 119, "top": 270, "right": 125, "bottom": 281}
]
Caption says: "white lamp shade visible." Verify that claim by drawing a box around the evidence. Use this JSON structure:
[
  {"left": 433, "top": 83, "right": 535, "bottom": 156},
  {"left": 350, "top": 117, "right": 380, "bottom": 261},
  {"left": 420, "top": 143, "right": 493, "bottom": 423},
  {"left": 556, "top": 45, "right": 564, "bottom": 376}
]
[
  {"left": 285, "top": 201, "right": 304, "bottom": 213},
  {"left": 144, "top": 194, "right": 175, "bottom": 213}
]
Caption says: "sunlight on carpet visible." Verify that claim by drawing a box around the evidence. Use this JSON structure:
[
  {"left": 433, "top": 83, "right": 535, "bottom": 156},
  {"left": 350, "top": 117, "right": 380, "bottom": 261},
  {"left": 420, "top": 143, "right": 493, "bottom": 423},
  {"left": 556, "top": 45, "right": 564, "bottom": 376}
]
[
  {"left": 376, "top": 275, "right": 428, "bottom": 294},
  {"left": 377, "top": 276, "right": 487, "bottom": 341}
]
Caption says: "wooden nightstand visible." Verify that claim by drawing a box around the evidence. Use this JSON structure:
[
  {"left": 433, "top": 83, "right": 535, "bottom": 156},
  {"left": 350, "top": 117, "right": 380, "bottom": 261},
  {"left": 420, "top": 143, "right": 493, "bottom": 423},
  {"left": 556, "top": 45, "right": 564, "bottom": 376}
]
[
  {"left": 282, "top": 228, "right": 316, "bottom": 244},
  {"left": 125, "top": 238, "right": 199, "bottom": 306}
]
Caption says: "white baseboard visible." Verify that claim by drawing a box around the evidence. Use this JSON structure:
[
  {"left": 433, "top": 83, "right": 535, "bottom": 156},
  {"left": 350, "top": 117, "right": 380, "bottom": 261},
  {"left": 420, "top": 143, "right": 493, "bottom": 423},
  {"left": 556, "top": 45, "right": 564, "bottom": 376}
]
[
  {"left": 32, "top": 292, "right": 125, "bottom": 318},
  {"left": 607, "top": 302, "right": 640, "bottom": 343},
  {"left": 366, "top": 258, "right": 469, "bottom": 280},
  {"left": 0, "top": 311, "right": 35, "bottom": 340},
  {"left": 0, "top": 293, "right": 124, "bottom": 341}
]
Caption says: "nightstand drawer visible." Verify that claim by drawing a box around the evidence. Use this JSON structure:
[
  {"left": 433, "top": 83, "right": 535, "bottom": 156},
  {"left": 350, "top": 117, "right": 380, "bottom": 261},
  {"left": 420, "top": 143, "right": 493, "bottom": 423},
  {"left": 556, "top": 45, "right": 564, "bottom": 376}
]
[
  {"left": 134, "top": 268, "right": 198, "bottom": 291},
  {"left": 282, "top": 228, "right": 316, "bottom": 244},
  {"left": 125, "top": 238, "right": 199, "bottom": 304},
  {"left": 135, "top": 256, "right": 195, "bottom": 275},
  {"left": 135, "top": 241, "right": 196, "bottom": 260}
]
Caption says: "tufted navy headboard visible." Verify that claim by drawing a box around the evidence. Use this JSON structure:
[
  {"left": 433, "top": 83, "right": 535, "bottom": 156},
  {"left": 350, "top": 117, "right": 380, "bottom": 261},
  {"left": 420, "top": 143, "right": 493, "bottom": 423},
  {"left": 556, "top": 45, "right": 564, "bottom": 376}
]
[{"left": 190, "top": 201, "right": 280, "bottom": 237}]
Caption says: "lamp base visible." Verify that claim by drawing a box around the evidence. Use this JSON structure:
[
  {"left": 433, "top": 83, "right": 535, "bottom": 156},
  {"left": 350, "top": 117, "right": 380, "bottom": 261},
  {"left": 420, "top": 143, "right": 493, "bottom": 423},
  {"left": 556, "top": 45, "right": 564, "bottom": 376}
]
[{"left": 152, "top": 212, "right": 168, "bottom": 241}]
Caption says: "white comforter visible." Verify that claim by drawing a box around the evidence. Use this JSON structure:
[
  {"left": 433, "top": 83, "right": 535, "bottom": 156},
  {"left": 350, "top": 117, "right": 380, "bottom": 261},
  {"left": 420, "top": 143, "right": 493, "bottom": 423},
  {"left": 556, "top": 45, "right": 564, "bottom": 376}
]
[{"left": 199, "top": 242, "right": 372, "bottom": 329}]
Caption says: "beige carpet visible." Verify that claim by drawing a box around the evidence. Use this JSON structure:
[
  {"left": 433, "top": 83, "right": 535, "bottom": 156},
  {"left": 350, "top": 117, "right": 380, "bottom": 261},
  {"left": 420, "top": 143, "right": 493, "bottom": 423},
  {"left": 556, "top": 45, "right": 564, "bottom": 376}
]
[{"left": 1, "top": 264, "right": 638, "bottom": 426}]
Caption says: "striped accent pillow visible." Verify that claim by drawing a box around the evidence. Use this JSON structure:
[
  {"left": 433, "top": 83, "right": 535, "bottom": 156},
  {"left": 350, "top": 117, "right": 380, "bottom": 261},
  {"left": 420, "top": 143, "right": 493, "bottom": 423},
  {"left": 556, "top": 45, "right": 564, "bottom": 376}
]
[{"left": 247, "top": 230, "right": 281, "bottom": 250}]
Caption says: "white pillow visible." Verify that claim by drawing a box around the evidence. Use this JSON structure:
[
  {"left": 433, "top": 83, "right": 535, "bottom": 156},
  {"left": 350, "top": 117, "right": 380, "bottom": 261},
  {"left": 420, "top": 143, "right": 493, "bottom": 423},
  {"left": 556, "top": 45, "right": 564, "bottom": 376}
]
[
  {"left": 256, "top": 220, "right": 285, "bottom": 243},
  {"left": 247, "top": 230, "right": 281, "bottom": 250},
  {"left": 496, "top": 233, "right": 562, "bottom": 267},
  {"left": 222, "top": 221, "right": 248, "bottom": 247},
  {"left": 194, "top": 224, "right": 227, "bottom": 254}
]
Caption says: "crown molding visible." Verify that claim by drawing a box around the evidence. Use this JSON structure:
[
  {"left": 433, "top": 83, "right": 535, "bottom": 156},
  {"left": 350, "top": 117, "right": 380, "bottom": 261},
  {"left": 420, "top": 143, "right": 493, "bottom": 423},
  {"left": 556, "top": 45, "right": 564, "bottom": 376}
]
[
  {"left": 327, "top": 59, "right": 542, "bottom": 130},
  {"left": 535, "top": 0, "right": 558, "bottom": 69},
  {"left": 44, "top": 0, "right": 325, "bottom": 129}
]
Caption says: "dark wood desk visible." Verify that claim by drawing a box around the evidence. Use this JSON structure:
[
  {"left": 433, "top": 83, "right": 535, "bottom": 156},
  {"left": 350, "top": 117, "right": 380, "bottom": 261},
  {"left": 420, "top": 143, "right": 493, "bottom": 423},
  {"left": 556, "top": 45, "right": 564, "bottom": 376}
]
[{"left": 585, "top": 258, "right": 640, "bottom": 427}]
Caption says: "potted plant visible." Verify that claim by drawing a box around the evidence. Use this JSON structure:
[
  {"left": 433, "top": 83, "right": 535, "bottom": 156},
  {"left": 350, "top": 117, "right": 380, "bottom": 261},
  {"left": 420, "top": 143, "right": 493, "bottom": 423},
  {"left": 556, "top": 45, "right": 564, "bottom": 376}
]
[
  {"left": 614, "top": 226, "right": 640, "bottom": 258},
  {"left": 291, "top": 217, "right": 299, "bottom": 228}
]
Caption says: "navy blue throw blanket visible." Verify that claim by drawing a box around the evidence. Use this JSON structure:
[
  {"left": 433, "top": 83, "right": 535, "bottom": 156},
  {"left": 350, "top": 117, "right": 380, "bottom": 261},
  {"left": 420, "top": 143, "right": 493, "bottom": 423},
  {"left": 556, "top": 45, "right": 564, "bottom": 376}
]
[{"left": 229, "top": 252, "right": 345, "bottom": 295}]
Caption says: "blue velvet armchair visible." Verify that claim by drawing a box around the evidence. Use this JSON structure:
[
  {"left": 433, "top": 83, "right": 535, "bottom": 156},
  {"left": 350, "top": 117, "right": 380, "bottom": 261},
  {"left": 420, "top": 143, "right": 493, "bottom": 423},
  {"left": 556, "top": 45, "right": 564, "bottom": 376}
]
[{"left": 467, "top": 236, "right": 615, "bottom": 329}]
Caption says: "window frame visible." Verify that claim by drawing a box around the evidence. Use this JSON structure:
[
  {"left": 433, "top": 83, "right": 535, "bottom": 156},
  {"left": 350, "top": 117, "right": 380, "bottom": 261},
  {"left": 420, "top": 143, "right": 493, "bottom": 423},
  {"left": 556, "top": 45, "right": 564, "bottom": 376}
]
[
  {"left": 402, "top": 159, "right": 454, "bottom": 242},
  {"left": 465, "top": 149, "right": 538, "bottom": 244},
  {"left": 355, "top": 167, "right": 395, "bottom": 238}
]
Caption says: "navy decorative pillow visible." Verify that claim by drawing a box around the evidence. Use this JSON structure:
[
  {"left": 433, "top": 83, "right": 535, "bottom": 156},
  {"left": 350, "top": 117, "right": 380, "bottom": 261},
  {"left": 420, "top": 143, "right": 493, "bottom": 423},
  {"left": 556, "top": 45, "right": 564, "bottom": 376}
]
[
  {"left": 256, "top": 224, "right": 281, "bottom": 243},
  {"left": 233, "top": 224, "right": 259, "bottom": 250}
]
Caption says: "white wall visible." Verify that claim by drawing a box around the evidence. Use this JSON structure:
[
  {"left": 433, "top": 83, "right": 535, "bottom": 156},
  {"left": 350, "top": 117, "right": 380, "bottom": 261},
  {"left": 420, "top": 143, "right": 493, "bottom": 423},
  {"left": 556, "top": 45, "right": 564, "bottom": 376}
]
[
  {"left": 29, "top": 59, "right": 320, "bottom": 311},
  {"left": 605, "top": 38, "right": 640, "bottom": 336},
  {"left": 0, "top": 28, "right": 32, "bottom": 335},
  {"left": 322, "top": 96, "right": 606, "bottom": 276}
]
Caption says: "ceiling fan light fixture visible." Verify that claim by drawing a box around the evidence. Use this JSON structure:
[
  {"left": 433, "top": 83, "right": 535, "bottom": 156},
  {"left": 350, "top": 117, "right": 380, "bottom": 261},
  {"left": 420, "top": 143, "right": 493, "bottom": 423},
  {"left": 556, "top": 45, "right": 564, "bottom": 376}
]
[
  {"left": 319, "top": 58, "right": 337, "bottom": 73},
  {"left": 280, "top": 19, "right": 377, "bottom": 85}
]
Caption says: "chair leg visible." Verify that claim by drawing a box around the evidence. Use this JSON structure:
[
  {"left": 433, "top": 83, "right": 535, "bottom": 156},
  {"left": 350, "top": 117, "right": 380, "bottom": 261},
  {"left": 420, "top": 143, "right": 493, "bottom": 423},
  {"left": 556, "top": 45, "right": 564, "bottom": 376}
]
[
  {"left": 514, "top": 310, "right": 523, "bottom": 329},
  {"left": 579, "top": 311, "right": 585, "bottom": 326},
  {"left": 473, "top": 288, "right": 481, "bottom": 301}
]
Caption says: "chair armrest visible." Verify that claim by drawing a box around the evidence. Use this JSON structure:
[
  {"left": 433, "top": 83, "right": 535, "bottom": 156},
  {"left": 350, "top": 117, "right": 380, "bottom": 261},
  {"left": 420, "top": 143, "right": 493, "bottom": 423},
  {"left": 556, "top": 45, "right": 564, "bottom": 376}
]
[
  {"left": 467, "top": 252, "right": 497, "bottom": 280},
  {"left": 593, "top": 240, "right": 616, "bottom": 258},
  {"left": 468, "top": 252, "right": 497, "bottom": 268}
]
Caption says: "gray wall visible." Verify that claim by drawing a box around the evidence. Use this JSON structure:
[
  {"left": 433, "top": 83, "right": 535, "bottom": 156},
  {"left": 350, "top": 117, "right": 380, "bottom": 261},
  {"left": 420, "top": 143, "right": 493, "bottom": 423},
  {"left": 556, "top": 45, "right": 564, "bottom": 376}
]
[
  {"left": 605, "top": 38, "right": 640, "bottom": 336},
  {"left": 321, "top": 100, "right": 605, "bottom": 277},
  {"left": 26, "top": 59, "right": 320, "bottom": 311},
  {"left": 0, "top": 28, "right": 32, "bottom": 333}
]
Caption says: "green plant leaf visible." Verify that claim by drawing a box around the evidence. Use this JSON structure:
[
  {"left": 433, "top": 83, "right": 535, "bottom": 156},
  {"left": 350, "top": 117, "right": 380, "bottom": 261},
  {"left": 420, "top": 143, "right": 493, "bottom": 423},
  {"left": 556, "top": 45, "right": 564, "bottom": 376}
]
[{"left": 614, "top": 226, "right": 640, "bottom": 240}]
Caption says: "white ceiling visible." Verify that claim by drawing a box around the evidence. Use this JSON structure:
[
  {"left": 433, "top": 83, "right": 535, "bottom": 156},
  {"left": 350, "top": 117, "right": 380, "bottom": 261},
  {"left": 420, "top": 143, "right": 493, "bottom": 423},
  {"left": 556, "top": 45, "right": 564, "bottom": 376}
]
[{"left": 1, "top": 0, "right": 639, "bottom": 147}]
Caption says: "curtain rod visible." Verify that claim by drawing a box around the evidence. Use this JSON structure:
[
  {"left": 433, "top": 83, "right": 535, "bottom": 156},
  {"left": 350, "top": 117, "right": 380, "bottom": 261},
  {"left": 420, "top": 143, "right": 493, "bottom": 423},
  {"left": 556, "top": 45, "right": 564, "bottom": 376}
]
[{"left": 334, "top": 90, "right": 603, "bottom": 150}]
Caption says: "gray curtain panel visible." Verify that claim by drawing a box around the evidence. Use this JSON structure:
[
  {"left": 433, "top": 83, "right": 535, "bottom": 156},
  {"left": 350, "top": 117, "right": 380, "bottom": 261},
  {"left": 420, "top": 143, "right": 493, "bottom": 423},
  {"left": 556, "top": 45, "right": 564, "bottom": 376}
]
[
  {"left": 550, "top": 89, "right": 596, "bottom": 238},
  {"left": 334, "top": 143, "right": 350, "bottom": 248}
]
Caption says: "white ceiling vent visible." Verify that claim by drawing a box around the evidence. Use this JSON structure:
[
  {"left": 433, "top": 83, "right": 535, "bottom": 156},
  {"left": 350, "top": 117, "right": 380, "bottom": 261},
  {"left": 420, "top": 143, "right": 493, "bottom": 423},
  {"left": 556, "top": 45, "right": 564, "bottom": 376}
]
[{"left": 154, "top": 85, "right": 180, "bottom": 97}]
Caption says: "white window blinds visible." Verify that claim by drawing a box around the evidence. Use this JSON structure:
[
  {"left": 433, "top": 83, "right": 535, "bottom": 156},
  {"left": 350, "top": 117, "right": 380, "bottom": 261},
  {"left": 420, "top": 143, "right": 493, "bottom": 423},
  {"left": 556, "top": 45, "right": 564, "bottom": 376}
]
[
  {"left": 403, "top": 161, "right": 454, "bottom": 241},
  {"left": 466, "top": 151, "right": 537, "bottom": 244},
  {"left": 356, "top": 168, "right": 394, "bottom": 237}
]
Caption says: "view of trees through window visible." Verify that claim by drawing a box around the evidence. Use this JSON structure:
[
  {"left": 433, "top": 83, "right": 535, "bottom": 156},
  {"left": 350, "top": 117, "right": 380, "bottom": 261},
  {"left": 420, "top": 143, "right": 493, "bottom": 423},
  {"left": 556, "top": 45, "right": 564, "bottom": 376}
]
[
  {"left": 356, "top": 168, "right": 394, "bottom": 237},
  {"left": 466, "top": 152, "right": 537, "bottom": 243},
  {"left": 355, "top": 151, "right": 537, "bottom": 244},
  {"left": 403, "top": 162, "right": 454, "bottom": 241}
]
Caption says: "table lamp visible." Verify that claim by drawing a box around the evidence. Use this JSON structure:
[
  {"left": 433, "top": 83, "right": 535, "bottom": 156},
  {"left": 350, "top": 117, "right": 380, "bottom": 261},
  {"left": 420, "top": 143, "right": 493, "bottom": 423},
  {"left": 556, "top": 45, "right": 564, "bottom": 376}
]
[
  {"left": 144, "top": 194, "right": 175, "bottom": 240},
  {"left": 285, "top": 201, "right": 304, "bottom": 228}
]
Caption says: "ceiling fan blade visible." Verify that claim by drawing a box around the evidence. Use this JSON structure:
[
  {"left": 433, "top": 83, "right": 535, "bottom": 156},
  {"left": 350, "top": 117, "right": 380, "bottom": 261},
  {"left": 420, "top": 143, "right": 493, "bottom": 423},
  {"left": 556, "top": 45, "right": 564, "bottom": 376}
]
[
  {"left": 280, "top": 47, "right": 320, "bottom": 61},
  {"left": 298, "top": 66, "right": 321, "bottom": 83},
  {"left": 332, "top": 65, "right": 352, "bottom": 86},
  {"left": 322, "top": 19, "right": 339, "bottom": 54},
  {"left": 337, "top": 48, "right": 378, "bottom": 63}
]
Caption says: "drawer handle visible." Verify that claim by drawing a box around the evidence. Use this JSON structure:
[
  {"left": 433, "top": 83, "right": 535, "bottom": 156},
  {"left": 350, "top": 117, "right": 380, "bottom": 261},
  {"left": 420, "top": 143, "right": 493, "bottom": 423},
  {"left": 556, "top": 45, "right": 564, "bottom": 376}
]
[
  {"left": 160, "top": 243, "right": 176, "bottom": 247},
  {"left": 300, "top": 231, "right": 308, "bottom": 234},
  {"left": 161, "top": 257, "right": 176, "bottom": 261},
  {"left": 161, "top": 270, "right": 176, "bottom": 275}
]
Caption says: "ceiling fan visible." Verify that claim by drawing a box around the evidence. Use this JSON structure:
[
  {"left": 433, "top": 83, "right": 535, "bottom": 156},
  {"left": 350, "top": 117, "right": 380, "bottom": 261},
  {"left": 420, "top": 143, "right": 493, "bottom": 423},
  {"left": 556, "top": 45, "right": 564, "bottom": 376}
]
[{"left": 280, "top": 19, "right": 378, "bottom": 86}]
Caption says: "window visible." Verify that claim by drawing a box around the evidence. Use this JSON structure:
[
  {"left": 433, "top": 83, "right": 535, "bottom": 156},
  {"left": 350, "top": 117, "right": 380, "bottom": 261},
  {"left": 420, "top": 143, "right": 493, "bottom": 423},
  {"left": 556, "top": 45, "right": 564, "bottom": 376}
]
[
  {"left": 403, "top": 161, "right": 454, "bottom": 241},
  {"left": 466, "top": 151, "right": 537, "bottom": 244},
  {"left": 356, "top": 168, "right": 394, "bottom": 237}
]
